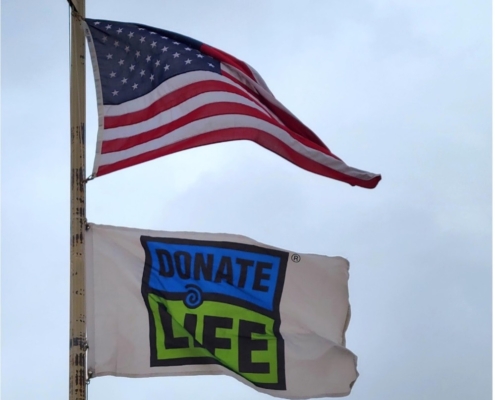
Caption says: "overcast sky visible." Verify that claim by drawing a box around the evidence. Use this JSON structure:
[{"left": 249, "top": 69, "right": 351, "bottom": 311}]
[{"left": 1, "top": 0, "right": 492, "bottom": 399}]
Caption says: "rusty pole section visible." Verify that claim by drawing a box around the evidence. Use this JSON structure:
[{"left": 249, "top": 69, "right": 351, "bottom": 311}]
[{"left": 69, "top": 0, "right": 86, "bottom": 399}]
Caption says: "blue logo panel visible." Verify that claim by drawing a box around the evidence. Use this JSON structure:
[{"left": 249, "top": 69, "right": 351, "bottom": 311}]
[{"left": 142, "top": 238, "right": 286, "bottom": 313}]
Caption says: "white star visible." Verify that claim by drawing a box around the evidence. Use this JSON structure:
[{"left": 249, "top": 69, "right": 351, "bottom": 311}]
[
  {"left": 139, "top": 36, "right": 146, "bottom": 43},
  {"left": 196, "top": 54, "right": 204, "bottom": 58},
  {"left": 94, "top": 21, "right": 100, "bottom": 25},
  {"left": 161, "top": 46, "right": 169, "bottom": 52},
  {"left": 116, "top": 28, "right": 123, "bottom": 34},
  {"left": 161, "top": 36, "right": 168, "bottom": 39},
  {"left": 118, "top": 59, "right": 124, "bottom": 65},
  {"left": 164, "top": 64, "right": 170, "bottom": 71},
  {"left": 132, "top": 83, "right": 138, "bottom": 90},
  {"left": 151, "top": 41, "right": 157, "bottom": 48},
  {"left": 129, "top": 64, "right": 135, "bottom": 71},
  {"left": 146, "top": 55, "right": 151, "bottom": 62},
  {"left": 102, "top": 36, "right": 108, "bottom": 42},
  {"left": 138, "top": 28, "right": 145, "bottom": 31},
  {"left": 121, "top": 77, "right": 128, "bottom": 84},
  {"left": 155, "top": 60, "right": 160, "bottom": 67},
  {"left": 173, "top": 52, "right": 180, "bottom": 58},
  {"left": 140, "top": 70, "right": 145, "bottom": 77},
  {"left": 185, "top": 59, "right": 192, "bottom": 65},
  {"left": 149, "top": 74, "right": 154, "bottom": 81},
  {"left": 105, "top": 24, "right": 112, "bottom": 30},
  {"left": 114, "top": 41, "right": 119, "bottom": 47},
  {"left": 208, "top": 63, "right": 215, "bottom": 68},
  {"left": 110, "top": 71, "right": 116, "bottom": 78},
  {"left": 112, "top": 90, "right": 118, "bottom": 96},
  {"left": 128, "top": 31, "right": 134, "bottom": 38},
  {"left": 150, "top": 32, "right": 157, "bottom": 35},
  {"left": 106, "top": 53, "right": 113, "bottom": 60},
  {"left": 124, "top": 46, "right": 130, "bottom": 52},
  {"left": 173, "top": 41, "right": 180, "bottom": 45},
  {"left": 185, "top": 47, "right": 191, "bottom": 51},
  {"left": 135, "top": 51, "right": 141, "bottom": 58}
]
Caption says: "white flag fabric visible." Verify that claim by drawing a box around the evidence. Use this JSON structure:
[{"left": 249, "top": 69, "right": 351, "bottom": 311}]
[{"left": 85, "top": 223, "right": 358, "bottom": 399}]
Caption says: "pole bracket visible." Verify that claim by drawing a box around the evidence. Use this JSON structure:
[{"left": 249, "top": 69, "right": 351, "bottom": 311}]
[
  {"left": 69, "top": 337, "right": 87, "bottom": 349},
  {"left": 67, "top": 0, "right": 83, "bottom": 20}
]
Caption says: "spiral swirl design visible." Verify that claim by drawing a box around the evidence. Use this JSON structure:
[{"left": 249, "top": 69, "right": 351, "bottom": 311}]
[{"left": 184, "top": 284, "right": 203, "bottom": 309}]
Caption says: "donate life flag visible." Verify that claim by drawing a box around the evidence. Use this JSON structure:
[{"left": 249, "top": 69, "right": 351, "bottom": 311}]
[
  {"left": 86, "top": 224, "right": 358, "bottom": 399},
  {"left": 83, "top": 18, "right": 381, "bottom": 188}
]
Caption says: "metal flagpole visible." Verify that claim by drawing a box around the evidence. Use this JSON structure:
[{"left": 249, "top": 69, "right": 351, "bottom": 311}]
[{"left": 69, "top": 0, "right": 87, "bottom": 399}]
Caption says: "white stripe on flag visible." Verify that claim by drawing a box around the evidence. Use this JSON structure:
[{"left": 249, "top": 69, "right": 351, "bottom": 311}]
[
  {"left": 104, "top": 91, "right": 272, "bottom": 140},
  {"left": 98, "top": 114, "right": 374, "bottom": 181}
]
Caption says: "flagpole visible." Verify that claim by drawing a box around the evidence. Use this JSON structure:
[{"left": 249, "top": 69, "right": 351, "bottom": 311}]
[{"left": 69, "top": 0, "right": 87, "bottom": 399}]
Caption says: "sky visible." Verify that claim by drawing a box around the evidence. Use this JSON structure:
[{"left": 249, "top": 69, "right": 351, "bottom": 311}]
[{"left": 1, "top": 0, "right": 492, "bottom": 399}]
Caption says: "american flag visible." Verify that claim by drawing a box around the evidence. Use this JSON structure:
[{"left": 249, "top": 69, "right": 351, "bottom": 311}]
[{"left": 84, "top": 18, "right": 381, "bottom": 188}]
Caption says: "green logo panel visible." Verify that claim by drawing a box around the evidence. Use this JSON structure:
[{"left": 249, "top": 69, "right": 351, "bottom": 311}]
[{"left": 148, "top": 293, "right": 280, "bottom": 386}]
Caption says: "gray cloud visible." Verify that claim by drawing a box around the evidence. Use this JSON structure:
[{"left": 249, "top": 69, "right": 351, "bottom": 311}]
[{"left": 2, "top": 1, "right": 490, "bottom": 399}]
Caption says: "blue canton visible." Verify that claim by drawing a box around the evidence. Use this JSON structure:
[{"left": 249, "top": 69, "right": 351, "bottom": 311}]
[{"left": 86, "top": 19, "right": 221, "bottom": 105}]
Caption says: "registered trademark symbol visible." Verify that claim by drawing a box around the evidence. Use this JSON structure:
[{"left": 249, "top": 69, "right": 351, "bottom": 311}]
[{"left": 291, "top": 253, "right": 301, "bottom": 263}]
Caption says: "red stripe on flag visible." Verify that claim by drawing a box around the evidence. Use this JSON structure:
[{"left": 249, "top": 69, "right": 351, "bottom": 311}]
[
  {"left": 101, "top": 102, "right": 270, "bottom": 153},
  {"left": 201, "top": 44, "right": 257, "bottom": 82},
  {"left": 102, "top": 100, "right": 338, "bottom": 157},
  {"left": 105, "top": 80, "right": 258, "bottom": 129},
  {"left": 96, "top": 127, "right": 381, "bottom": 189},
  {"left": 220, "top": 70, "right": 336, "bottom": 157}
]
